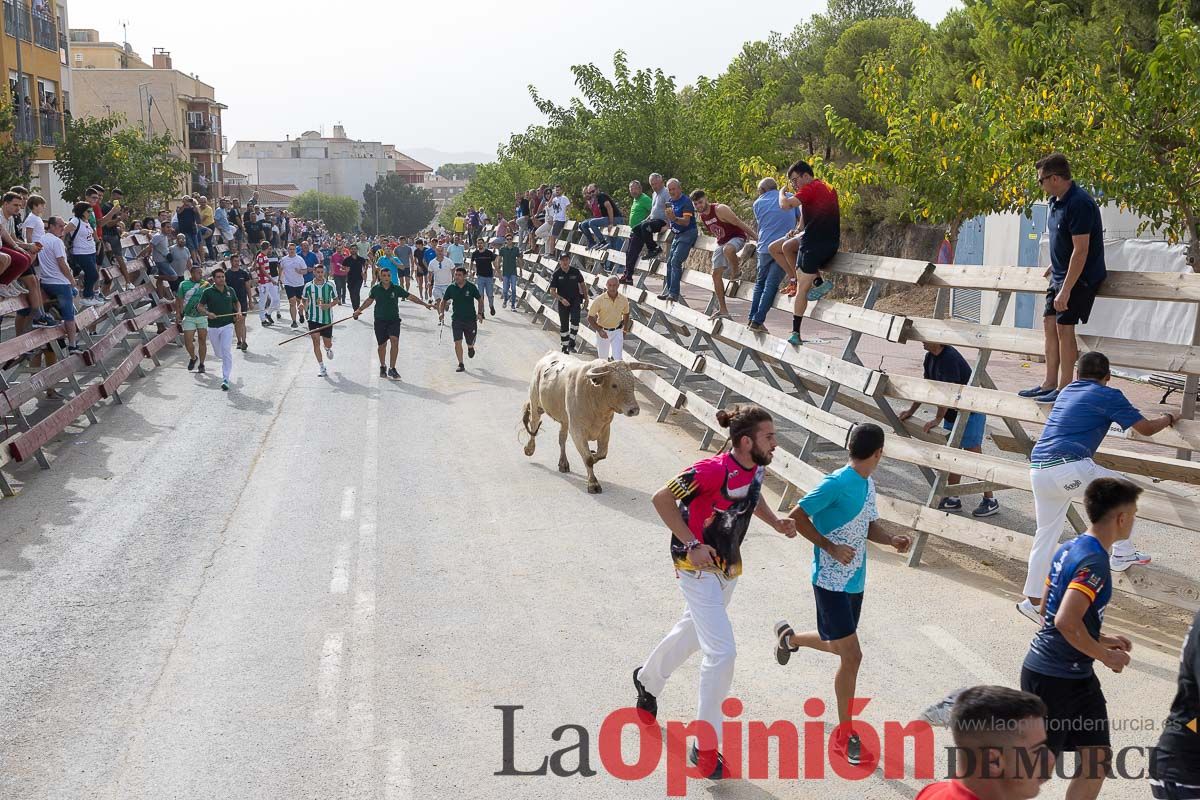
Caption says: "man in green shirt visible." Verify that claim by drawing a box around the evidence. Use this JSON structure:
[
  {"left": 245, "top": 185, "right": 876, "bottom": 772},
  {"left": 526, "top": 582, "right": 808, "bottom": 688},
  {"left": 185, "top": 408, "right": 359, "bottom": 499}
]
[
  {"left": 302, "top": 265, "right": 338, "bottom": 378},
  {"left": 440, "top": 266, "right": 484, "bottom": 373},
  {"left": 498, "top": 234, "right": 522, "bottom": 311},
  {"left": 177, "top": 264, "right": 210, "bottom": 374},
  {"left": 628, "top": 179, "right": 652, "bottom": 229},
  {"left": 197, "top": 267, "right": 242, "bottom": 391},
  {"left": 353, "top": 267, "right": 431, "bottom": 380}
]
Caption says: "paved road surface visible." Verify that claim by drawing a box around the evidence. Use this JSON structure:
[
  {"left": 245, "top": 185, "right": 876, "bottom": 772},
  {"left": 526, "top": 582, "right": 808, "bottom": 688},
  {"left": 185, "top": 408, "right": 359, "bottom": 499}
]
[{"left": 0, "top": 302, "right": 1191, "bottom": 799}]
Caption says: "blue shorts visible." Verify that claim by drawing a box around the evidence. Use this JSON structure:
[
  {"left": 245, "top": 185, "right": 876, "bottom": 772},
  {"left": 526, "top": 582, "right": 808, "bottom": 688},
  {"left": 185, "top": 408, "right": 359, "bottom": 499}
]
[
  {"left": 813, "top": 584, "right": 863, "bottom": 641},
  {"left": 42, "top": 282, "right": 75, "bottom": 322},
  {"left": 943, "top": 411, "right": 986, "bottom": 450}
]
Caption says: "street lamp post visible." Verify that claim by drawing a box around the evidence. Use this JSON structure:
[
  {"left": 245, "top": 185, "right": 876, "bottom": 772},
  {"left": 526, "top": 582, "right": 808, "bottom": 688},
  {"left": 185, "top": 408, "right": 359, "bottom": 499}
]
[{"left": 374, "top": 188, "right": 381, "bottom": 236}]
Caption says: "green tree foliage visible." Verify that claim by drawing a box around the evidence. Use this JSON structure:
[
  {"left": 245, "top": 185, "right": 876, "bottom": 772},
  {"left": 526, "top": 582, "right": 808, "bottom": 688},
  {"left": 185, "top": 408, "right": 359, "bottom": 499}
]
[
  {"left": 0, "top": 98, "right": 37, "bottom": 190},
  {"left": 437, "top": 194, "right": 468, "bottom": 231},
  {"left": 436, "top": 163, "right": 478, "bottom": 180},
  {"left": 362, "top": 173, "right": 436, "bottom": 236},
  {"left": 289, "top": 191, "right": 360, "bottom": 233},
  {"left": 53, "top": 114, "right": 190, "bottom": 210}
]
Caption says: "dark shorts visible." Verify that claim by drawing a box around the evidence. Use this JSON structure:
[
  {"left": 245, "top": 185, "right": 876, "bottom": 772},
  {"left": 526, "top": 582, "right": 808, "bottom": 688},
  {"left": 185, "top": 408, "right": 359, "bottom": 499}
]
[
  {"left": 285, "top": 285, "right": 304, "bottom": 300},
  {"left": 1044, "top": 280, "right": 1100, "bottom": 326},
  {"left": 798, "top": 239, "right": 839, "bottom": 275},
  {"left": 308, "top": 320, "right": 332, "bottom": 339},
  {"left": 451, "top": 317, "right": 477, "bottom": 344},
  {"left": 551, "top": 220, "right": 565, "bottom": 236},
  {"left": 397, "top": 267, "right": 411, "bottom": 278},
  {"left": 813, "top": 584, "right": 864, "bottom": 641},
  {"left": 374, "top": 318, "right": 401, "bottom": 344},
  {"left": 1020, "top": 667, "right": 1110, "bottom": 754}
]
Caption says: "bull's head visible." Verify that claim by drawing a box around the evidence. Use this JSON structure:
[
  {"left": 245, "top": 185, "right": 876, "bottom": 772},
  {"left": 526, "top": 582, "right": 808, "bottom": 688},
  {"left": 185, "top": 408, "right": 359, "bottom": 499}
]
[{"left": 585, "top": 360, "right": 665, "bottom": 417}]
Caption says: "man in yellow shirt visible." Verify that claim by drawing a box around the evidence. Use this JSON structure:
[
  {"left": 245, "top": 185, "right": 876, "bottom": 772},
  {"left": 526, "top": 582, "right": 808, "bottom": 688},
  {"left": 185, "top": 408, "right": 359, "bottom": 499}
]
[
  {"left": 588, "top": 276, "right": 631, "bottom": 361},
  {"left": 198, "top": 196, "right": 217, "bottom": 261},
  {"left": 453, "top": 212, "right": 466, "bottom": 237}
]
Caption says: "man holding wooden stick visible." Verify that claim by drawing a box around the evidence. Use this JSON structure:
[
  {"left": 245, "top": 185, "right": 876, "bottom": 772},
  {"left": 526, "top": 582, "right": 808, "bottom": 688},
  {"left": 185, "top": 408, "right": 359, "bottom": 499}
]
[
  {"left": 302, "top": 264, "right": 337, "bottom": 378},
  {"left": 197, "top": 267, "right": 242, "bottom": 392}
]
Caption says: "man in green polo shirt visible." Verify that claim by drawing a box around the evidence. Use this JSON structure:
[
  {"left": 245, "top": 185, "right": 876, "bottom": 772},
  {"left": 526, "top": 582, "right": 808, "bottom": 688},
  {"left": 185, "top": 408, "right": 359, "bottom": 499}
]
[
  {"left": 177, "top": 263, "right": 210, "bottom": 374},
  {"left": 197, "top": 267, "right": 242, "bottom": 391},
  {"left": 498, "top": 233, "right": 522, "bottom": 311},
  {"left": 440, "top": 266, "right": 484, "bottom": 373},
  {"left": 353, "top": 267, "right": 431, "bottom": 380},
  {"left": 628, "top": 179, "right": 652, "bottom": 230}
]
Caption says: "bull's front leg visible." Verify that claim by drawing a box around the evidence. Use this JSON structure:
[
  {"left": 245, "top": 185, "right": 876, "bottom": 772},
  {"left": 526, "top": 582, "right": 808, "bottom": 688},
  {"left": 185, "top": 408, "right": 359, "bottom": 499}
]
[
  {"left": 558, "top": 423, "right": 571, "bottom": 473},
  {"left": 570, "top": 427, "right": 603, "bottom": 494},
  {"left": 593, "top": 425, "right": 611, "bottom": 464}
]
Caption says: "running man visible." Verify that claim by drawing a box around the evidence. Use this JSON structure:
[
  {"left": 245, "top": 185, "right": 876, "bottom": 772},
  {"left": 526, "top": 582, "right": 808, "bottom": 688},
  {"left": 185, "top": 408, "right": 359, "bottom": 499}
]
[
  {"left": 354, "top": 265, "right": 431, "bottom": 380},
  {"left": 498, "top": 233, "right": 522, "bottom": 311},
  {"left": 440, "top": 266, "right": 484, "bottom": 373},
  {"left": 772, "top": 159, "right": 841, "bottom": 346},
  {"left": 177, "top": 263, "right": 209, "bottom": 373},
  {"left": 1021, "top": 477, "right": 1139, "bottom": 800},
  {"left": 471, "top": 237, "right": 497, "bottom": 315},
  {"left": 692, "top": 189, "right": 757, "bottom": 321},
  {"left": 225, "top": 257, "right": 252, "bottom": 351},
  {"left": 302, "top": 264, "right": 337, "bottom": 378},
  {"left": 428, "top": 244, "right": 457, "bottom": 316},
  {"left": 773, "top": 423, "right": 910, "bottom": 768},
  {"left": 198, "top": 267, "right": 241, "bottom": 391},
  {"left": 280, "top": 242, "right": 308, "bottom": 328},
  {"left": 548, "top": 252, "right": 587, "bottom": 354},
  {"left": 255, "top": 242, "right": 280, "bottom": 326},
  {"left": 447, "top": 236, "right": 466, "bottom": 273},
  {"left": 634, "top": 405, "right": 796, "bottom": 780},
  {"left": 1150, "top": 606, "right": 1200, "bottom": 800},
  {"left": 394, "top": 236, "right": 413, "bottom": 293}
]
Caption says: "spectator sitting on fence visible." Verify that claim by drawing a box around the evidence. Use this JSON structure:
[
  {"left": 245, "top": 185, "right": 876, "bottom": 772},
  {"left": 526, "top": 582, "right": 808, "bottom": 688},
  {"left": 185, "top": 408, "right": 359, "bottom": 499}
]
[
  {"left": 36, "top": 216, "right": 81, "bottom": 353},
  {"left": 897, "top": 341, "right": 998, "bottom": 518},
  {"left": 0, "top": 191, "right": 55, "bottom": 329},
  {"left": 17, "top": 193, "right": 59, "bottom": 330},
  {"left": 1017, "top": 153, "right": 1107, "bottom": 405},
  {"left": 621, "top": 174, "right": 670, "bottom": 286},
  {"left": 580, "top": 184, "right": 625, "bottom": 251},
  {"left": 693, "top": 189, "right": 757, "bottom": 322},
  {"left": 772, "top": 159, "right": 841, "bottom": 346},
  {"left": 746, "top": 177, "right": 799, "bottom": 334}
]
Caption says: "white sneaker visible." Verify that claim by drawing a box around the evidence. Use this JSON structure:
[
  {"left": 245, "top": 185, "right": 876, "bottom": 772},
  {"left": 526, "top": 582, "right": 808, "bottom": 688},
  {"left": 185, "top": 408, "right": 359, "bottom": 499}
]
[
  {"left": 920, "top": 688, "right": 965, "bottom": 728},
  {"left": 0, "top": 284, "right": 18, "bottom": 297},
  {"left": 325, "top": 347, "right": 334, "bottom": 360},
  {"left": 1110, "top": 550, "right": 1151, "bottom": 572},
  {"left": 318, "top": 364, "right": 328, "bottom": 377},
  {"left": 80, "top": 297, "right": 103, "bottom": 308},
  {"left": 13, "top": 282, "right": 29, "bottom": 294},
  {"left": 1016, "top": 598, "right": 1043, "bottom": 624}
]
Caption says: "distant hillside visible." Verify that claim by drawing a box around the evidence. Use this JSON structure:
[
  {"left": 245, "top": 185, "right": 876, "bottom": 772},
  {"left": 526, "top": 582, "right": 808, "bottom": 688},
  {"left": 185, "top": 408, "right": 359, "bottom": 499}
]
[{"left": 402, "top": 148, "right": 494, "bottom": 170}]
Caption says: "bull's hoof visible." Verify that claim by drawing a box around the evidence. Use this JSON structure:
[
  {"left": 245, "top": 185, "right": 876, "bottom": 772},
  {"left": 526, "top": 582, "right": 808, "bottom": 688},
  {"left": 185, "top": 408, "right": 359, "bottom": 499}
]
[
  {"left": 588, "top": 483, "right": 603, "bottom": 494},
  {"left": 558, "top": 461, "right": 570, "bottom": 473},
  {"left": 523, "top": 442, "right": 536, "bottom": 457}
]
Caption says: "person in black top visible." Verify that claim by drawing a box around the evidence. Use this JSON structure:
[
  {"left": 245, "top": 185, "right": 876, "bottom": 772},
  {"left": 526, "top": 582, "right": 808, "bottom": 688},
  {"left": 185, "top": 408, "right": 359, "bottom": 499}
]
[
  {"left": 176, "top": 198, "right": 202, "bottom": 265},
  {"left": 548, "top": 252, "right": 588, "bottom": 354},
  {"left": 471, "top": 238, "right": 498, "bottom": 316},
  {"left": 343, "top": 249, "right": 367, "bottom": 311},
  {"left": 1151, "top": 609, "right": 1200, "bottom": 799},
  {"left": 897, "top": 342, "right": 997, "bottom": 517},
  {"left": 580, "top": 185, "right": 625, "bottom": 250},
  {"left": 225, "top": 258, "right": 253, "bottom": 351}
]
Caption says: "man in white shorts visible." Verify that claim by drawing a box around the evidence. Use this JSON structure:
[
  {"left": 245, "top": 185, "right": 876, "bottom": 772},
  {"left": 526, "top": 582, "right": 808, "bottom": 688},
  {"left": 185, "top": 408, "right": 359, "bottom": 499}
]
[
  {"left": 427, "top": 244, "right": 456, "bottom": 322},
  {"left": 1019, "top": 350, "right": 1177, "bottom": 623}
]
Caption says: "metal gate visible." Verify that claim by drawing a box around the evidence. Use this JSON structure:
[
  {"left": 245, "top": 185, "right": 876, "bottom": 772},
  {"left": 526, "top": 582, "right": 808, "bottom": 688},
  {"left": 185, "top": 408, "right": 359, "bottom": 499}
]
[
  {"left": 950, "top": 216, "right": 986, "bottom": 323},
  {"left": 1015, "top": 204, "right": 1049, "bottom": 329}
]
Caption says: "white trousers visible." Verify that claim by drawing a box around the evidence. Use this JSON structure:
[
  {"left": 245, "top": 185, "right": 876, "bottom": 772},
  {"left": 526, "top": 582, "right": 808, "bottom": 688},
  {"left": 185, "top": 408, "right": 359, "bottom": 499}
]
[
  {"left": 208, "top": 324, "right": 234, "bottom": 382},
  {"left": 595, "top": 328, "right": 625, "bottom": 361},
  {"left": 639, "top": 572, "right": 737, "bottom": 746},
  {"left": 1026, "top": 458, "right": 1134, "bottom": 597},
  {"left": 259, "top": 282, "right": 280, "bottom": 319}
]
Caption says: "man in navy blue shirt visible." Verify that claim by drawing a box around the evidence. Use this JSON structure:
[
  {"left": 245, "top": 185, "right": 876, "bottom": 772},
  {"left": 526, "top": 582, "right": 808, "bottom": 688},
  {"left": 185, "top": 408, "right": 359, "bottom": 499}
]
[
  {"left": 1018, "top": 153, "right": 1107, "bottom": 405},
  {"left": 1150, "top": 608, "right": 1200, "bottom": 799},
  {"left": 1021, "top": 351, "right": 1176, "bottom": 622},
  {"left": 1021, "top": 477, "right": 1139, "bottom": 800},
  {"left": 898, "top": 342, "right": 997, "bottom": 517},
  {"left": 656, "top": 178, "right": 697, "bottom": 303}
]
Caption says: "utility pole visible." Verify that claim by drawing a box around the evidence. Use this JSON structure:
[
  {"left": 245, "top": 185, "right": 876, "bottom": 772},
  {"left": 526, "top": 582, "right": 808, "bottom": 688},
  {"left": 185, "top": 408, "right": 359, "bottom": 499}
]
[
  {"left": 120, "top": 20, "right": 129, "bottom": 69},
  {"left": 13, "top": 1, "right": 30, "bottom": 177}
]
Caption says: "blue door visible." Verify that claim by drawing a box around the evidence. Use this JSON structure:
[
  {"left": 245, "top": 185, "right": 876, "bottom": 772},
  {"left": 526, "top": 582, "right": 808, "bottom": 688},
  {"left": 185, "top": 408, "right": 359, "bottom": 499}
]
[
  {"left": 1015, "top": 204, "right": 1049, "bottom": 329},
  {"left": 951, "top": 216, "right": 986, "bottom": 322}
]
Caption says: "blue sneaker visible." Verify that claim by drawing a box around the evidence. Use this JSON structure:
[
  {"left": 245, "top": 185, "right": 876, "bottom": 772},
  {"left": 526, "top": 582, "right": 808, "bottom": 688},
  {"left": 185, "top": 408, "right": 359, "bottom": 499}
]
[
  {"left": 787, "top": 332, "right": 802, "bottom": 346},
  {"left": 1035, "top": 389, "right": 1060, "bottom": 404},
  {"left": 807, "top": 279, "right": 834, "bottom": 302},
  {"left": 972, "top": 498, "right": 1000, "bottom": 517},
  {"left": 937, "top": 497, "right": 962, "bottom": 512},
  {"left": 1017, "top": 385, "right": 1054, "bottom": 398}
]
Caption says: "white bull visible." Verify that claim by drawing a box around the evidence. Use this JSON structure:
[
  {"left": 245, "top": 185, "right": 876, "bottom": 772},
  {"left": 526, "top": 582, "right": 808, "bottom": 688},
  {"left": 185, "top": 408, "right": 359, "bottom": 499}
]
[{"left": 521, "top": 352, "right": 664, "bottom": 493}]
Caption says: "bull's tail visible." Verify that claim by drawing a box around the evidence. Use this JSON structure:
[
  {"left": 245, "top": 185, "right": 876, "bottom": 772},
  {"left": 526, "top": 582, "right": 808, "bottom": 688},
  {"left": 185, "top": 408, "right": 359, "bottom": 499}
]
[
  {"left": 521, "top": 402, "right": 535, "bottom": 435},
  {"left": 521, "top": 401, "right": 543, "bottom": 457}
]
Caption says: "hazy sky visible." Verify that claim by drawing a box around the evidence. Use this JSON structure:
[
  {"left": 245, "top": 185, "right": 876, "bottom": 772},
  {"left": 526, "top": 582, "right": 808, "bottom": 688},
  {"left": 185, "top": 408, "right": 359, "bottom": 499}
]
[{"left": 71, "top": 0, "right": 960, "bottom": 162}]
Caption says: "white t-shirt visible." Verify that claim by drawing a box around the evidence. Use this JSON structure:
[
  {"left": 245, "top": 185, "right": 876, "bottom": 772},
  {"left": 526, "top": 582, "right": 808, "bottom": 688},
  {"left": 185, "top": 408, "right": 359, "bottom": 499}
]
[
  {"left": 37, "top": 232, "right": 70, "bottom": 285},
  {"left": 552, "top": 196, "right": 571, "bottom": 222},
  {"left": 428, "top": 257, "right": 455, "bottom": 287},
  {"left": 69, "top": 217, "right": 97, "bottom": 255},
  {"left": 23, "top": 212, "right": 44, "bottom": 242},
  {"left": 281, "top": 254, "right": 308, "bottom": 287}
]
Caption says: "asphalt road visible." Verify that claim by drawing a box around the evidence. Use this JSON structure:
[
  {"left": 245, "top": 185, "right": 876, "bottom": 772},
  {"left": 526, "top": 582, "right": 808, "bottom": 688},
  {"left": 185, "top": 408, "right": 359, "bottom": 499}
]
[{"left": 0, "top": 300, "right": 1191, "bottom": 800}]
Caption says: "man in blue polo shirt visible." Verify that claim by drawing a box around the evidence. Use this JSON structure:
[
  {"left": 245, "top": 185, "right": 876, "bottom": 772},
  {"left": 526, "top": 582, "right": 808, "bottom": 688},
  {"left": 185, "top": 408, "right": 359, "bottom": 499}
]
[
  {"left": 1018, "top": 153, "right": 1108, "bottom": 404},
  {"left": 1020, "top": 351, "right": 1177, "bottom": 622},
  {"left": 299, "top": 240, "right": 319, "bottom": 284},
  {"left": 773, "top": 424, "right": 911, "bottom": 768},
  {"left": 898, "top": 341, "right": 998, "bottom": 517},
  {"left": 747, "top": 177, "right": 801, "bottom": 333},
  {"left": 655, "top": 178, "right": 697, "bottom": 303}
]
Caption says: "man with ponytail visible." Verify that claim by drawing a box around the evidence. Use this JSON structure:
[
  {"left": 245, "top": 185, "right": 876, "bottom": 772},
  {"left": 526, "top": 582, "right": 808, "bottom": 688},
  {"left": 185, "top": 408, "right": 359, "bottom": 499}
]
[{"left": 633, "top": 404, "right": 797, "bottom": 781}]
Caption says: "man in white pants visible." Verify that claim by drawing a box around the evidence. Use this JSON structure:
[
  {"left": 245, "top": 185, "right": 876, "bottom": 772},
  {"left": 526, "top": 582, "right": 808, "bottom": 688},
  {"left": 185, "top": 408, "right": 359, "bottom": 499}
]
[
  {"left": 427, "top": 244, "right": 456, "bottom": 321},
  {"left": 197, "top": 267, "right": 241, "bottom": 392},
  {"left": 633, "top": 405, "right": 796, "bottom": 780},
  {"left": 587, "top": 276, "right": 630, "bottom": 361},
  {"left": 1020, "top": 350, "right": 1176, "bottom": 622}
]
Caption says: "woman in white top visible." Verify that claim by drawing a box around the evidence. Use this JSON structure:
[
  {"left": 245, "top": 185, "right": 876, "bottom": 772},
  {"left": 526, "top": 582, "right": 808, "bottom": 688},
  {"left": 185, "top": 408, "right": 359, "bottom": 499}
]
[{"left": 64, "top": 201, "right": 102, "bottom": 305}]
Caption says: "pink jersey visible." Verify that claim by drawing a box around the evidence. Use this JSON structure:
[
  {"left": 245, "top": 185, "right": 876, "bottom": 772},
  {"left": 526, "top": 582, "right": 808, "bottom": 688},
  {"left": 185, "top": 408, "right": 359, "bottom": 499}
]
[{"left": 664, "top": 452, "right": 765, "bottom": 579}]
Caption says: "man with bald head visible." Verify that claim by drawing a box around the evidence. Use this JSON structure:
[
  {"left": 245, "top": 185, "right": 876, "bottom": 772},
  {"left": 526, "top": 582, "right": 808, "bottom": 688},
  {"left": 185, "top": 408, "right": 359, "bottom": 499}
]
[
  {"left": 656, "top": 178, "right": 697, "bottom": 302},
  {"left": 746, "top": 178, "right": 800, "bottom": 333},
  {"left": 621, "top": 173, "right": 669, "bottom": 285},
  {"left": 588, "top": 276, "right": 632, "bottom": 361}
]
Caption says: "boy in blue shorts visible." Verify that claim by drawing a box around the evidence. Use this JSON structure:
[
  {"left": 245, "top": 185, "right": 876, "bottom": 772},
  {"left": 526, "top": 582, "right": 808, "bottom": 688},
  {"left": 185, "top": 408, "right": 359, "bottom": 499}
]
[{"left": 773, "top": 423, "right": 911, "bottom": 767}]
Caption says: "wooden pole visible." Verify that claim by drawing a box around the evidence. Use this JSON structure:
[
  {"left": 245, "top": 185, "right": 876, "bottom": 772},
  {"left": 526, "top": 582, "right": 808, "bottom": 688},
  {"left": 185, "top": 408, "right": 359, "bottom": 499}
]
[{"left": 276, "top": 316, "right": 356, "bottom": 345}]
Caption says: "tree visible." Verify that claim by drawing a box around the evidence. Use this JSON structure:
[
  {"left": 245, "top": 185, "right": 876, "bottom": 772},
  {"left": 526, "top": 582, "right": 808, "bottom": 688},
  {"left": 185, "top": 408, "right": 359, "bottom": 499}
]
[
  {"left": 0, "top": 97, "right": 37, "bottom": 191},
  {"left": 289, "top": 191, "right": 360, "bottom": 233},
  {"left": 362, "top": 173, "right": 436, "bottom": 235},
  {"left": 53, "top": 114, "right": 190, "bottom": 210},
  {"left": 437, "top": 195, "right": 468, "bottom": 231},
  {"left": 436, "top": 163, "right": 478, "bottom": 180}
]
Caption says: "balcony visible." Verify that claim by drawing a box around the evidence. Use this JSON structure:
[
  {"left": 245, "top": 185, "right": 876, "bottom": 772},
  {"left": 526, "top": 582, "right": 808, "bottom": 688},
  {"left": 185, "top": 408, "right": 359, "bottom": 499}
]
[
  {"left": 38, "top": 110, "right": 61, "bottom": 146},
  {"left": 11, "top": 105, "right": 35, "bottom": 143},
  {"left": 31, "top": 6, "right": 54, "bottom": 50},
  {"left": 3, "top": 1, "right": 31, "bottom": 41},
  {"left": 187, "top": 129, "right": 220, "bottom": 151}
]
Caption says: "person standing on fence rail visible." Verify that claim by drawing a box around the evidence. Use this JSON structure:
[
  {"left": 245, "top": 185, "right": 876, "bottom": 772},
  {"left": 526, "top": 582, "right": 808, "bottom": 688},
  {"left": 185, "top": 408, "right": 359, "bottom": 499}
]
[
  {"left": 1017, "top": 153, "right": 1107, "bottom": 405},
  {"left": 774, "top": 423, "right": 910, "bottom": 768},
  {"left": 588, "top": 276, "right": 631, "bottom": 361},
  {"left": 746, "top": 178, "right": 800, "bottom": 334},
  {"left": 1019, "top": 351, "right": 1176, "bottom": 623},
  {"left": 772, "top": 160, "right": 841, "bottom": 346},
  {"left": 693, "top": 190, "right": 757, "bottom": 322},
  {"left": 897, "top": 342, "right": 998, "bottom": 517},
  {"left": 633, "top": 404, "right": 797, "bottom": 781},
  {"left": 198, "top": 268, "right": 241, "bottom": 392},
  {"left": 621, "top": 173, "right": 670, "bottom": 286},
  {"left": 657, "top": 179, "right": 698, "bottom": 303},
  {"left": 549, "top": 252, "right": 588, "bottom": 354}
]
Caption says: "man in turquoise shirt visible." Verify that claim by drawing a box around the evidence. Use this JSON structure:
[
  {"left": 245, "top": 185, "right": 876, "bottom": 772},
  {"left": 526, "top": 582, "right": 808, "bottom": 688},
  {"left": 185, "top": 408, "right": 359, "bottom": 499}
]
[{"left": 773, "top": 423, "right": 911, "bottom": 768}]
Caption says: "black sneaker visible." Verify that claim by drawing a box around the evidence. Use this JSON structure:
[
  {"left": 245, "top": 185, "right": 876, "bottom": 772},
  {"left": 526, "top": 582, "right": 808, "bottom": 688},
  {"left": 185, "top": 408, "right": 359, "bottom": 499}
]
[
  {"left": 67, "top": 344, "right": 84, "bottom": 354},
  {"left": 380, "top": 365, "right": 388, "bottom": 378},
  {"left": 187, "top": 357, "right": 196, "bottom": 371},
  {"left": 937, "top": 497, "right": 962, "bottom": 512},
  {"left": 632, "top": 667, "right": 657, "bottom": 720},
  {"left": 833, "top": 732, "right": 863, "bottom": 767},
  {"left": 688, "top": 744, "right": 726, "bottom": 780},
  {"left": 489, "top": 306, "right": 495, "bottom": 316},
  {"left": 456, "top": 363, "right": 465, "bottom": 372},
  {"left": 972, "top": 498, "right": 1000, "bottom": 517},
  {"left": 31, "top": 316, "right": 56, "bottom": 329},
  {"left": 290, "top": 321, "right": 298, "bottom": 329},
  {"left": 197, "top": 362, "right": 206, "bottom": 374},
  {"left": 468, "top": 346, "right": 476, "bottom": 359},
  {"left": 261, "top": 319, "right": 271, "bottom": 327},
  {"left": 387, "top": 368, "right": 400, "bottom": 380},
  {"left": 774, "top": 620, "right": 798, "bottom": 666}
]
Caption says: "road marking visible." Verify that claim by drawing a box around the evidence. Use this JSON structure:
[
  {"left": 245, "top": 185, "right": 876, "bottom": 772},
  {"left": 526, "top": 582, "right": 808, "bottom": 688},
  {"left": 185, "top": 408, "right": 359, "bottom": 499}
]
[
  {"left": 316, "top": 631, "right": 344, "bottom": 724},
  {"left": 340, "top": 486, "right": 357, "bottom": 520},
  {"left": 329, "top": 542, "right": 350, "bottom": 594},
  {"left": 385, "top": 737, "right": 415, "bottom": 800},
  {"left": 919, "top": 624, "right": 1008, "bottom": 685}
]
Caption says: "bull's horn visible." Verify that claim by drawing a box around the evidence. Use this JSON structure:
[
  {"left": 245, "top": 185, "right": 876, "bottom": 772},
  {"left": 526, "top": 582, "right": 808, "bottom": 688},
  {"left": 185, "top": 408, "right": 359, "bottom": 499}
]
[
  {"left": 626, "top": 361, "right": 666, "bottom": 372},
  {"left": 586, "top": 364, "right": 617, "bottom": 378}
]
